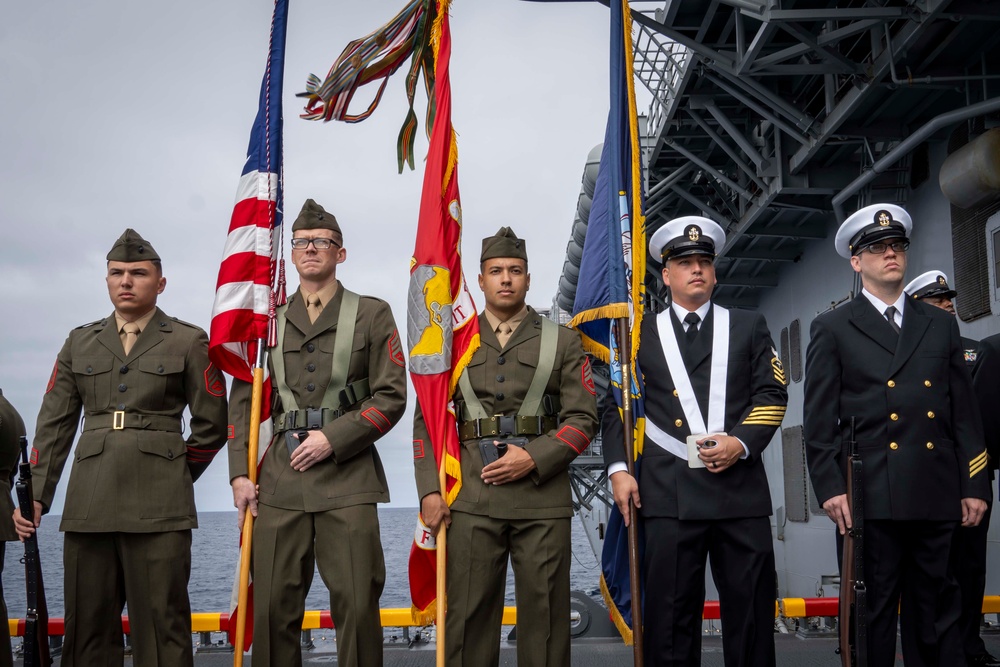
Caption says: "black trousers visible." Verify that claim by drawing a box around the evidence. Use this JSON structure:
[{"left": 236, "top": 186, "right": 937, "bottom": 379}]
[
  {"left": 952, "top": 483, "right": 994, "bottom": 660},
  {"left": 643, "top": 516, "right": 776, "bottom": 667},
  {"left": 868, "top": 520, "right": 963, "bottom": 667}
]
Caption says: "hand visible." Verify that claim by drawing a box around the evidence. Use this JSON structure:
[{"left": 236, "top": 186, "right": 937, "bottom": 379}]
[
  {"left": 232, "top": 475, "right": 259, "bottom": 526},
  {"left": 481, "top": 444, "right": 536, "bottom": 485},
  {"left": 697, "top": 434, "right": 743, "bottom": 473},
  {"left": 961, "top": 497, "right": 987, "bottom": 527},
  {"left": 420, "top": 493, "right": 451, "bottom": 534},
  {"left": 609, "top": 471, "right": 641, "bottom": 527},
  {"left": 822, "top": 494, "right": 853, "bottom": 535},
  {"left": 12, "top": 501, "right": 42, "bottom": 542},
  {"left": 289, "top": 430, "right": 334, "bottom": 472}
]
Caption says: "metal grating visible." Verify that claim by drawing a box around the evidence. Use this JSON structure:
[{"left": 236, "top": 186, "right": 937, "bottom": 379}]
[
  {"left": 781, "top": 425, "right": 809, "bottom": 523},
  {"left": 789, "top": 319, "right": 803, "bottom": 384}
]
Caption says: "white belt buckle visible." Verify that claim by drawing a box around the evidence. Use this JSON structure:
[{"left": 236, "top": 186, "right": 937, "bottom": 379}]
[{"left": 113, "top": 411, "right": 125, "bottom": 430}]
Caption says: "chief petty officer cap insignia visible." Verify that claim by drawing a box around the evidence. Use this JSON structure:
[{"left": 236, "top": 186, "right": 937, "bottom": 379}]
[
  {"left": 107, "top": 229, "right": 160, "bottom": 262},
  {"left": 834, "top": 202, "right": 912, "bottom": 259},
  {"left": 904, "top": 270, "right": 958, "bottom": 300},
  {"left": 649, "top": 215, "right": 726, "bottom": 262}
]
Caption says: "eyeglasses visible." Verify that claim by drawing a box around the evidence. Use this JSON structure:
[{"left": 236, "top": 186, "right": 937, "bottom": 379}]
[
  {"left": 863, "top": 240, "right": 910, "bottom": 254},
  {"left": 290, "top": 237, "right": 340, "bottom": 250}
]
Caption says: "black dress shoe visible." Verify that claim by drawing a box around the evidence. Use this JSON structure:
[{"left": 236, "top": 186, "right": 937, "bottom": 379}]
[{"left": 968, "top": 653, "right": 1000, "bottom": 667}]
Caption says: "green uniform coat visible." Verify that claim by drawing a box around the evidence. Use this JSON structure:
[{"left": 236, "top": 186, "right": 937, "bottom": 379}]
[
  {"left": 227, "top": 284, "right": 406, "bottom": 667},
  {"left": 412, "top": 308, "right": 598, "bottom": 667}
]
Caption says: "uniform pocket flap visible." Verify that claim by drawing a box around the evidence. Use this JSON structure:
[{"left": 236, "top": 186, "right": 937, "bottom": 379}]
[
  {"left": 137, "top": 435, "right": 182, "bottom": 461},
  {"left": 135, "top": 356, "right": 185, "bottom": 375},
  {"left": 75, "top": 434, "right": 106, "bottom": 461},
  {"left": 516, "top": 347, "right": 540, "bottom": 368},
  {"left": 72, "top": 357, "right": 114, "bottom": 375}
]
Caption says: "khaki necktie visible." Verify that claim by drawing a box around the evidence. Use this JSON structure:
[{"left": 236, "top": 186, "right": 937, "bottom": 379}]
[
  {"left": 306, "top": 294, "right": 323, "bottom": 324},
  {"left": 496, "top": 322, "right": 513, "bottom": 347},
  {"left": 122, "top": 322, "right": 140, "bottom": 356}
]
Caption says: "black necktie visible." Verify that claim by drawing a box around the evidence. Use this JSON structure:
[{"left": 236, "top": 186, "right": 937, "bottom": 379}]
[
  {"left": 884, "top": 306, "right": 901, "bottom": 334},
  {"left": 684, "top": 312, "right": 701, "bottom": 347}
]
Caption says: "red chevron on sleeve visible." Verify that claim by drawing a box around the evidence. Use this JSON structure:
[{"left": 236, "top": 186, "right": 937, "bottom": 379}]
[
  {"left": 582, "top": 358, "right": 596, "bottom": 396},
  {"left": 413, "top": 440, "right": 425, "bottom": 459},
  {"left": 362, "top": 407, "right": 391, "bottom": 434},
  {"left": 46, "top": 359, "right": 58, "bottom": 393},
  {"left": 556, "top": 425, "right": 589, "bottom": 454},
  {"left": 388, "top": 330, "right": 405, "bottom": 368}
]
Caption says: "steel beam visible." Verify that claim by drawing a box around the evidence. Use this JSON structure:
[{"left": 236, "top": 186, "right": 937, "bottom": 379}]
[
  {"left": 664, "top": 138, "right": 755, "bottom": 200},
  {"left": 788, "top": 0, "right": 951, "bottom": 173},
  {"left": 669, "top": 185, "right": 729, "bottom": 223},
  {"left": 746, "top": 223, "right": 827, "bottom": 240},
  {"left": 753, "top": 19, "right": 881, "bottom": 68},
  {"left": 686, "top": 109, "right": 768, "bottom": 191},
  {"left": 704, "top": 73, "right": 810, "bottom": 145},
  {"left": 717, "top": 273, "right": 779, "bottom": 287},
  {"left": 774, "top": 21, "right": 860, "bottom": 74},
  {"left": 727, "top": 246, "right": 803, "bottom": 261},
  {"left": 700, "top": 99, "right": 768, "bottom": 170}
]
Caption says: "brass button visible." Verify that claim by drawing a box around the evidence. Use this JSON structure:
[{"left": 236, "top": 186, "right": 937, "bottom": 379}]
[
  {"left": 924, "top": 380, "right": 931, "bottom": 387},
  {"left": 890, "top": 413, "right": 899, "bottom": 421},
  {"left": 674, "top": 419, "right": 683, "bottom": 427},
  {"left": 927, "top": 411, "right": 935, "bottom": 419},
  {"left": 926, "top": 442, "right": 934, "bottom": 450},
  {"left": 887, "top": 380, "right": 895, "bottom": 388},
  {"left": 672, "top": 389, "right": 679, "bottom": 398},
  {"left": 890, "top": 442, "right": 899, "bottom": 450}
]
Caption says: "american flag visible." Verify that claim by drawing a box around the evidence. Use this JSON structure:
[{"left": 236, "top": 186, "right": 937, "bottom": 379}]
[
  {"left": 209, "top": 0, "right": 288, "bottom": 652},
  {"left": 209, "top": 0, "right": 288, "bottom": 392}
]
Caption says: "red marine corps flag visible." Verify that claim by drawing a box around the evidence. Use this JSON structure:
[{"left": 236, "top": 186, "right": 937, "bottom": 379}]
[{"left": 406, "top": 0, "right": 479, "bottom": 627}]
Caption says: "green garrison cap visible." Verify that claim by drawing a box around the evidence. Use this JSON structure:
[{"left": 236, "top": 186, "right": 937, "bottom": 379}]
[
  {"left": 481, "top": 227, "right": 527, "bottom": 263},
  {"left": 107, "top": 229, "right": 160, "bottom": 262},
  {"left": 291, "top": 199, "right": 341, "bottom": 236}
]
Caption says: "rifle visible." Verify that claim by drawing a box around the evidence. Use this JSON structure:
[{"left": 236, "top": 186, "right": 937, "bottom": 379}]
[
  {"left": 838, "top": 418, "right": 867, "bottom": 667},
  {"left": 15, "top": 436, "right": 51, "bottom": 667}
]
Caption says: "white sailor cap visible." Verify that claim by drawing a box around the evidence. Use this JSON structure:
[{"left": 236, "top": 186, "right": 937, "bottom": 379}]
[
  {"left": 904, "top": 270, "right": 957, "bottom": 300},
  {"left": 834, "top": 203, "right": 912, "bottom": 258},
  {"left": 649, "top": 216, "right": 726, "bottom": 262}
]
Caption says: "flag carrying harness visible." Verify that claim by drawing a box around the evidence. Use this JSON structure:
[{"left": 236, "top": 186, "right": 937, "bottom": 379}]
[{"left": 270, "top": 290, "right": 373, "bottom": 431}]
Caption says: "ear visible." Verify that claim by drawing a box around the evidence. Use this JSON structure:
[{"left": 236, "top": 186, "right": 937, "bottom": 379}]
[
  {"left": 849, "top": 255, "right": 862, "bottom": 274},
  {"left": 525, "top": 273, "right": 530, "bottom": 291},
  {"left": 661, "top": 264, "right": 671, "bottom": 288},
  {"left": 157, "top": 276, "right": 167, "bottom": 294}
]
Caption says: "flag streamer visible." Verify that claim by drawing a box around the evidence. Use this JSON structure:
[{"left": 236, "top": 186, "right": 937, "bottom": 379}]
[{"left": 297, "top": 0, "right": 437, "bottom": 172}]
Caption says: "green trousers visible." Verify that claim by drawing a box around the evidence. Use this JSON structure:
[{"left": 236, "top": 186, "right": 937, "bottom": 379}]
[
  {"left": 445, "top": 512, "right": 571, "bottom": 667},
  {"left": 252, "top": 503, "right": 386, "bottom": 667}
]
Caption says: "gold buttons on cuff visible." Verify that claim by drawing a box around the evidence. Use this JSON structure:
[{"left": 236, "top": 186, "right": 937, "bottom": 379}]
[
  {"left": 890, "top": 442, "right": 899, "bottom": 450},
  {"left": 924, "top": 380, "right": 932, "bottom": 387},
  {"left": 926, "top": 442, "right": 934, "bottom": 450},
  {"left": 890, "top": 413, "right": 899, "bottom": 421},
  {"left": 927, "top": 411, "right": 935, "bottom": 419},
  {"left": 672, "top": 389, "right": 679, "bottom": 397},
  {"left": 887, "top": 380, "right": 896, "bottom": 388},
  {"left": 675, "top": 419, "right": 683, "bottom": 427}
]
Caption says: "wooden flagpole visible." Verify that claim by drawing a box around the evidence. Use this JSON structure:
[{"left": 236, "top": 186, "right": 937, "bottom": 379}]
[
  {"left": 435, "top": 458, "right": 448, "bottom": 667},
  {"left": 616, "top": 317, "right": 644, "bottom": 666},
  {"left": 233, "top": 343, "right": 266, "bottom": 667}
]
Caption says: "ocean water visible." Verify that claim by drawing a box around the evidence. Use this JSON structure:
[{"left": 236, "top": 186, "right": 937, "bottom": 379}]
[{"left": 1, "top": 509, "right": 603, "bottom": 618}]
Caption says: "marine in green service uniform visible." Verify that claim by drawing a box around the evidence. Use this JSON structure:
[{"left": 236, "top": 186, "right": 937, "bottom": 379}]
[
  {"left": 414, "top": 227, "right": 599, "bottom": 667},
  {"left": 13, "top": 229, "right": 229, "bottom": 667},
  {"left": 0, "top": 390, "right": 26, "bottom": 667},
  {"left": 229, "top": 199, "right": 407, "bottom": 667}
]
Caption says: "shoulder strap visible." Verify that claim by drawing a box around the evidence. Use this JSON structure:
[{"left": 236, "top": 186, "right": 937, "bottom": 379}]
[
  {"left": 518, "top": 317, "right": 559, "bottom": 417},
  {"left": 271, "top": 290, "right": 361, "bottom": 414},
  {"left": 271, "top": 303, "right": 297, "bottom": 414},
  {"left": 322, "top": 289, "right": 360, "bottom": 409},
  {"left": 458, "top": 369, "right": 488, "bottom": 420}
]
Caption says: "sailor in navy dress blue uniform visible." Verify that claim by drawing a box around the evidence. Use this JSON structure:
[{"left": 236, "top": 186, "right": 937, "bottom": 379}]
[
  {"left": 905, "top": 270, "right": 1000, "bottom": 667},
  {"left": 603, "top": 216, "right": 787, "bottom": 667},
  {"left": 805, "top": 204, "right": 990, "bottom": 667}
]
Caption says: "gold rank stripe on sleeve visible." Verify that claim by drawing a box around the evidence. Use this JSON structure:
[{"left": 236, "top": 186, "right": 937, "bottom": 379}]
[
  {"left": 742, "top": 405, "right": 786, "bottom": 427},
  {"left": 970, "top": 450, "right": 989, "bottom": 478},
  {"left": 771, "top": 358, "right": 787, "bottom": 385}
]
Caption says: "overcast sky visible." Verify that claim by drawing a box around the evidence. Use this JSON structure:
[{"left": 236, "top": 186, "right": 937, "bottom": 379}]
[{"left": 0, "top": 1, "right": 654, "bottom": 513}]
